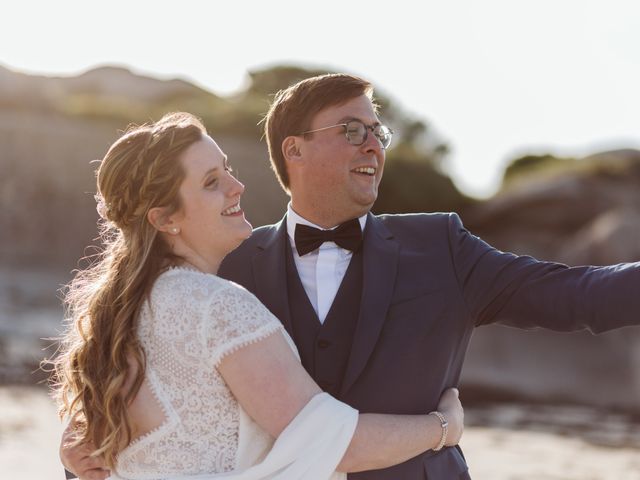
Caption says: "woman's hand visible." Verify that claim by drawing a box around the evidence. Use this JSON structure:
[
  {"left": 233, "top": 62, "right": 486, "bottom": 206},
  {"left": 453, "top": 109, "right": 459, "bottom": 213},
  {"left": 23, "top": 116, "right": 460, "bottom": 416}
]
[{"left": 436, "top": 387, "right": 464, "bottom": 446}]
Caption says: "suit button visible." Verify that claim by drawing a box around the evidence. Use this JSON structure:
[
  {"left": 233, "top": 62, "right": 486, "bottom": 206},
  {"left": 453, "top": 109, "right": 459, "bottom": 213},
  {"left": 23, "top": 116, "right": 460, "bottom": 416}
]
[{"left": 317, "top": 339, "right": 331, "bottom": 349}]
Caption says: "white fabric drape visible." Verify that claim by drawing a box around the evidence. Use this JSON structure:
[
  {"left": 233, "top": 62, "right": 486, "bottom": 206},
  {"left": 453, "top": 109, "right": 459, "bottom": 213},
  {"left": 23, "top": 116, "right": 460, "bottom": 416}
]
[{"left": 108, "top": 392, "right": 358, "bottom": 480}]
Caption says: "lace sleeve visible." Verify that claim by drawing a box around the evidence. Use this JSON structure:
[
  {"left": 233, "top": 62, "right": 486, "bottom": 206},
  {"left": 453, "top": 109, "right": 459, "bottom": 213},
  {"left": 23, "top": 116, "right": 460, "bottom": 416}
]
[{"left": 202, "top": 283, "right": 284, "bottom": 367}]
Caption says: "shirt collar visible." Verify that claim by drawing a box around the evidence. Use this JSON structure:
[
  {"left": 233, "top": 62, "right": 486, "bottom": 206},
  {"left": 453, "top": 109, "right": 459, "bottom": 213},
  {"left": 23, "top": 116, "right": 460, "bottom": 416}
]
[{"left": 286, "top": 203, "right": 368, "bottom": 244}]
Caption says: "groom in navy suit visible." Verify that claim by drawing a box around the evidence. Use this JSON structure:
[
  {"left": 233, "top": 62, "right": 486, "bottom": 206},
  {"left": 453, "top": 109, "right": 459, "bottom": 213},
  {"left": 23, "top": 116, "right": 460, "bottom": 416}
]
[{"left": 218, "top": 73, "right": 640, "bottom": 479}]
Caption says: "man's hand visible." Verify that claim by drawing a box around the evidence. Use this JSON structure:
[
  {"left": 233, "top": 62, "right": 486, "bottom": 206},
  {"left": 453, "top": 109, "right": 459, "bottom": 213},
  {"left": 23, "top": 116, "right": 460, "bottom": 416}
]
[
  {"left": 436, "top": 387, "right": 464, "bottom": 446},
  {"left": 60, "top": 422, "right": 110, "bottom": 480}
]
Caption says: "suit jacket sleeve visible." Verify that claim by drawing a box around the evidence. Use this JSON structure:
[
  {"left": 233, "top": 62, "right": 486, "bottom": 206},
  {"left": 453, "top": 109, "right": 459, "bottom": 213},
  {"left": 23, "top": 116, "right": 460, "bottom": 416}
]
[{"left": 447, "top": 213, "right": 640, "bottom": 332}]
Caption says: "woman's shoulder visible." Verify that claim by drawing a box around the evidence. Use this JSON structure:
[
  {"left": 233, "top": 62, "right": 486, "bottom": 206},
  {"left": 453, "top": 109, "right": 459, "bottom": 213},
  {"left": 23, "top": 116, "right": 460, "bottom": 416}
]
[
  {"left": 150, "top": 267, "right": 260, "bottom": 309},
  {"left": 149, "top": 267, "right": 283, "bottom": 363},
  {"left": 141, "top": 268, "right": 259, "bottom": 337},
  {"left": 153, "top": 266, "right": 231, "bottom": 295}
]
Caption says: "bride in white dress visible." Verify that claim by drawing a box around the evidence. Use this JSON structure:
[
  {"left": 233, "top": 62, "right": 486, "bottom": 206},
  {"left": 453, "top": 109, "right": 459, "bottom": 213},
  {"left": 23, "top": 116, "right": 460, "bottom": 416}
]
[{"left": 53, "top": 113, "right": 463, "bottom": 480}]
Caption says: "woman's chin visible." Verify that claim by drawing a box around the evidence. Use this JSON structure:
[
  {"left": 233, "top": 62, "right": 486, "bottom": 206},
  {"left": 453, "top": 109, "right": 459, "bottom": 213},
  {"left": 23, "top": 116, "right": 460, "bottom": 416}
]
[
  {"left": 227, "top": 229, "right": 252, "bottom": 253},
  {"left": 238, "top": 219, "right": 253, "bottom": 239}
]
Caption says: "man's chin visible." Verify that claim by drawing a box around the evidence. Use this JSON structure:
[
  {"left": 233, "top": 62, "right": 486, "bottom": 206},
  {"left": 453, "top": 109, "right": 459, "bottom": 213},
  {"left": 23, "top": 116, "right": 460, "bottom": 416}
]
[
  {"left": 348, "top": 204, "right": 374, "bottom": 220},
  {"left": 355, "top": 194, "right": 377, "bottom": 212}
]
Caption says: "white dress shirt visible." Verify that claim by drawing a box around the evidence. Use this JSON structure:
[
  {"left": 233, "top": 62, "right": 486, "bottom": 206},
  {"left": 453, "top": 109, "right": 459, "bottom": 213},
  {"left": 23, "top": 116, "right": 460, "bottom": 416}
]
[{"left": 286, "top": 204, "right": 367, "bottom": 324}]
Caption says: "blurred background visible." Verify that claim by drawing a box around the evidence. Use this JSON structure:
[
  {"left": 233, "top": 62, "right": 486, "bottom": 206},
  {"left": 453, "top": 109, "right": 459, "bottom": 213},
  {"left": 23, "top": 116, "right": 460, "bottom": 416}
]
[{"left": 1, "top": 1, "right": 640, "bottom": 478}]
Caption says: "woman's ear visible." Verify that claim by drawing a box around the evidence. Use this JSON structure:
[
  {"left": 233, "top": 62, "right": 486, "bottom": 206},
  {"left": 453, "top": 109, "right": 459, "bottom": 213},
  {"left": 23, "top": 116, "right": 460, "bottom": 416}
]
[{"left": 147, "top": 207, "right": 180, "bottom": 235}]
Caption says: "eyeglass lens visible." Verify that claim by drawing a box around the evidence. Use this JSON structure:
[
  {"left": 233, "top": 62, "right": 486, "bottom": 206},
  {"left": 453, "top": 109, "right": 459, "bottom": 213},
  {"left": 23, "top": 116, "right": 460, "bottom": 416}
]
[{"left": 345, "top": 121, "right": 392, "bottom": 149}]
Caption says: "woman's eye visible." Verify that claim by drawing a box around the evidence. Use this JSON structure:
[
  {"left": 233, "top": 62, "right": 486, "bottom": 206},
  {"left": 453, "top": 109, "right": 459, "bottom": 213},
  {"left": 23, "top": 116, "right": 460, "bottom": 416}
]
[{"left": 205, "top": 178, "right": 218, "bottom": 188}]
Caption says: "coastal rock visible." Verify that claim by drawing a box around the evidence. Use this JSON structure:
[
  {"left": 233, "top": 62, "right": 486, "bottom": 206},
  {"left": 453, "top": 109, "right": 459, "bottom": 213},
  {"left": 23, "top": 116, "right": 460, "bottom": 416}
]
[{"left": 460, "top": 150, "right": 640, "bottom": 411}]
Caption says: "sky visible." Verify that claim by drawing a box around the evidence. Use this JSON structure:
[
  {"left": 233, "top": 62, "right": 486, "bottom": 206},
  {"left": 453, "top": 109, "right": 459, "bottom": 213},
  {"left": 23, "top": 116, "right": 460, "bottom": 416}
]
[{"left": 2, "top": 0, "right": 639, "bottom": 197}]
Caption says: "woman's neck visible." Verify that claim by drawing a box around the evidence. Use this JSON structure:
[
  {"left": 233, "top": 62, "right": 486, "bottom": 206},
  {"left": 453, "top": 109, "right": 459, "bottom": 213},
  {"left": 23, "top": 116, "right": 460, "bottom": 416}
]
[{"left": 175, "top": 257, "right": 219, "bottom": 275}]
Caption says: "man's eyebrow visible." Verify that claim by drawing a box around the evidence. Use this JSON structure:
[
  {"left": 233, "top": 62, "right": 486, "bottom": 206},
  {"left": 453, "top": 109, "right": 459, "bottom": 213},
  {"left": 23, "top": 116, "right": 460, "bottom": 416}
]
[{"left": 338, "top": 115, "right": 381, "bottom": 126}]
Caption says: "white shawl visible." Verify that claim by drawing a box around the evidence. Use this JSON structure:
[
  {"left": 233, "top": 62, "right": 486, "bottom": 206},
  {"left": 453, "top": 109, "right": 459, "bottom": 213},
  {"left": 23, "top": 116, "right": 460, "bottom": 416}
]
[{"left": 108, "top": 393, "right": 358, "bottom": 480}]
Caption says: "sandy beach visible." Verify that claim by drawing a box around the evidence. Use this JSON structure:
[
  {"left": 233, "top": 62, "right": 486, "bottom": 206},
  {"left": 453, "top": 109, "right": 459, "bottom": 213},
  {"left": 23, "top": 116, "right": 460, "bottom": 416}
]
[
  {"left": 1, "top": 385, "right": 639, "bottom": 480},
  {"left": 0, "top": 386, "right": 65, "bottom": 480}
]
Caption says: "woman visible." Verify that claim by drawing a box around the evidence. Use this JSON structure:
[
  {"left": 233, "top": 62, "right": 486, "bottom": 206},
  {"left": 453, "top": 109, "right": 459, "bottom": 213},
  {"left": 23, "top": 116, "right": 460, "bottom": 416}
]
[{"left": 53, "top": 112, "right": 463, "bottom": 480}]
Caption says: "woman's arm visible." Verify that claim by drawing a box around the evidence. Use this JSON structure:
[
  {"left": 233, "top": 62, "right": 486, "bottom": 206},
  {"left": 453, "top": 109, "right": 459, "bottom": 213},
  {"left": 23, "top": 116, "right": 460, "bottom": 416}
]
[
  {"left": 218, "top": 331, "right": 463, "bottom": 473},
  {"left": 59, "top": 329, "right": 462, "bottom": 477}
]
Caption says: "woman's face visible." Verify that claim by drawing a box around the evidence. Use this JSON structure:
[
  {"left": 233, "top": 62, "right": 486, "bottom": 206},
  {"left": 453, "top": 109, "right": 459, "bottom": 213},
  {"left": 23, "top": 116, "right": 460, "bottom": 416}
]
[{"left": 169, "top": 135, "right": 252, "bottom": 272}]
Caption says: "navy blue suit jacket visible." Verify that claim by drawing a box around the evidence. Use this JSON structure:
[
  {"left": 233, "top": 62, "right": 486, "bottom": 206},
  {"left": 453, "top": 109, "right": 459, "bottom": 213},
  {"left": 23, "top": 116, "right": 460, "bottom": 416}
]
[{"left": 218, "top": 212, "right": 640, "bottom": 479}]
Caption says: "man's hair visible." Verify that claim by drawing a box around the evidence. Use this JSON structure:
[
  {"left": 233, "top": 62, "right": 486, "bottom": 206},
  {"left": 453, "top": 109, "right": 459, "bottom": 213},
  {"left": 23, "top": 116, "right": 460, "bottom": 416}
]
[{"left": 264, "top": 73, "right": 374, "bottom": 191}]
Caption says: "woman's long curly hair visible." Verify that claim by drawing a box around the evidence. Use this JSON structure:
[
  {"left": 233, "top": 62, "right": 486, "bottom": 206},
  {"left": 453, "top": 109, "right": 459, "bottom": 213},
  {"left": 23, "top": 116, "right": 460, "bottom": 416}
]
[{"left": 51, "top": 112, "right": 206, "bottom": 468}]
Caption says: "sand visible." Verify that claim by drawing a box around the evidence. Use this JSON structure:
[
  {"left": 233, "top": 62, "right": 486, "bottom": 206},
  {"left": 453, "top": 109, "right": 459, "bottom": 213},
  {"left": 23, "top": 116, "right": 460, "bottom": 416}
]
[
  {"left": 0, "top": 386, "right": 65, "bottom": 480},
  {"left": 1, "top": 386, "right": 639, "bottom": 480}
]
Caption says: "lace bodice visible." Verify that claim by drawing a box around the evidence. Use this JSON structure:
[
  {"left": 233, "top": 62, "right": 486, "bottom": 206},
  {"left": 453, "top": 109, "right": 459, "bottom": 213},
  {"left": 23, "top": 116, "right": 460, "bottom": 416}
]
[{"left": 114, "top": 268, "right": 286, "bottom": 479}]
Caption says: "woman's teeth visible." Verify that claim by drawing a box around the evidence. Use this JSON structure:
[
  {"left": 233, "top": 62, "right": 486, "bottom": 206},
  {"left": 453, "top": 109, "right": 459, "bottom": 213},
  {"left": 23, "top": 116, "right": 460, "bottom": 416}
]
[
  {"left": 222, "top": 205, "right": 241, "bottom": 216},
  {"left": 353, "top": 167, "right": 376, "bottom": 175}
]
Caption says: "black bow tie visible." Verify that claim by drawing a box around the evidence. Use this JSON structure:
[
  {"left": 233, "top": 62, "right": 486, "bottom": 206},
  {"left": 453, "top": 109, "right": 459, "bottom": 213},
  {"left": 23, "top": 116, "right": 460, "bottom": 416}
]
[{"left": 294, "top": 218, "right": 363, "bottom": 256}]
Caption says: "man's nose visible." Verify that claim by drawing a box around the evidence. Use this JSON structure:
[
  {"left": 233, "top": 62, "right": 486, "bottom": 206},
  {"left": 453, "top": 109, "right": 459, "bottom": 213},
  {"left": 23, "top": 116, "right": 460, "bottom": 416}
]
[{"left": 361, "top": 128, "right": 384, "bottom": 154}]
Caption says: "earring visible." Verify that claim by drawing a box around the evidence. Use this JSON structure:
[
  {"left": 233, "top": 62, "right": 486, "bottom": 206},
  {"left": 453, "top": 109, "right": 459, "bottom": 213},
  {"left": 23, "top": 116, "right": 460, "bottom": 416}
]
[{"left": 170, "top": 227, "right": 180, "bottom": 235}]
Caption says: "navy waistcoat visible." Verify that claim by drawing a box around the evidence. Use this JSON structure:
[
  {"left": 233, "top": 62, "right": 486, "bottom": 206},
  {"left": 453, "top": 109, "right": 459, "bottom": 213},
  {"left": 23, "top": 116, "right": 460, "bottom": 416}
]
[{"left": 285, "top": 241, "right": 363, "bottom": 398}]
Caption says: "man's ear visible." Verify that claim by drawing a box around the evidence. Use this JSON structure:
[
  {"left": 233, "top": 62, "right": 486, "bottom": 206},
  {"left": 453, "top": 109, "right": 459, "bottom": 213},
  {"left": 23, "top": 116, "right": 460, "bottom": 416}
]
[
  {"left": 282, "top": 136, "right": 303, "bottom": 165},
  {"left": 147, "top": 207, "right": 179, "bottom": 234}
]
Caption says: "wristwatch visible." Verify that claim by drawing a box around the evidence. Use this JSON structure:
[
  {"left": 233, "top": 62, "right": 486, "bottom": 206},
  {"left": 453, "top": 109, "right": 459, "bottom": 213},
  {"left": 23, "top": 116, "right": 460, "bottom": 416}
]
[{"left": 429, "top": 411, "right": 448, "bottom": 451}]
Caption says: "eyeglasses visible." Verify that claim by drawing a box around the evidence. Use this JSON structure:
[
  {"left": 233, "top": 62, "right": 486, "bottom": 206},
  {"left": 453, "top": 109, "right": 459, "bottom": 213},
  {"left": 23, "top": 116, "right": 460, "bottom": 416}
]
[{"left": 299, "top": 120, "right": 394, "bottom": 149}]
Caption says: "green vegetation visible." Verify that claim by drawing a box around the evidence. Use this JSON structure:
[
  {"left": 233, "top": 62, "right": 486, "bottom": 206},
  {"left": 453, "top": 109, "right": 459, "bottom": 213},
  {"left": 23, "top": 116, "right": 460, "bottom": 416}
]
[
  {"left": 501, "top": 151, "right": 640, "bottom": 191},
  {"left": 502, "top": 154, "right": 577, "bottom": 189},
  {"left": 374, "top": 141, "right": 473, "bottom": 214}
]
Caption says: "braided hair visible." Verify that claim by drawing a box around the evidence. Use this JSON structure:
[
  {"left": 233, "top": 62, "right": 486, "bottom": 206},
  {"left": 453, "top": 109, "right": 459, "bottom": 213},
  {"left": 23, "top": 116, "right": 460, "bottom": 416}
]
[{"left": 52, "top": 112, "right": 206, "bottom": 468}]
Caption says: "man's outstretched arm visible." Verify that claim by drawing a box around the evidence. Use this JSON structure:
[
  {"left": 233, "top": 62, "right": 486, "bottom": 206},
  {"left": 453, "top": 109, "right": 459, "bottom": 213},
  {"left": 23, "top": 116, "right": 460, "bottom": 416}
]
[{"left": 447, "top": 212, "right": 640, "bottom": 331}]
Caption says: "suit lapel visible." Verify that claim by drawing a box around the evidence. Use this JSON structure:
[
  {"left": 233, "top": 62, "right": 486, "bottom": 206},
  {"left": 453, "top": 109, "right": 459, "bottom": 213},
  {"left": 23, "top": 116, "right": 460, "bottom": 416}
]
[
  {"left": 251, "top": 216, "right": 293, "bottom": 334},
  {"left": 340, "top": 213, "right": 399, "bottom": 396}
]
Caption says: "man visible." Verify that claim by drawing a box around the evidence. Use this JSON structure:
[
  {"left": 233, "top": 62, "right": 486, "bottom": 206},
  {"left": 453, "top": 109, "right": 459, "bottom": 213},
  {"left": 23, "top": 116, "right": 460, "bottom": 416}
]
[
  {"left": 61, "top": 73, "right": 640, "bottom": 479},
  {"left": 217, "top": 73, "right": 640, "bottom": 479}
]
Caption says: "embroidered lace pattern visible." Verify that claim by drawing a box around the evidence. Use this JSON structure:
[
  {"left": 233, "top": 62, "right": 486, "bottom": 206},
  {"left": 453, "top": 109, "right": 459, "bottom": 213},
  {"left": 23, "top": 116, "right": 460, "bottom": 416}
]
[{"left": 114, "top": 268, "right": 284, "bottom": 479}]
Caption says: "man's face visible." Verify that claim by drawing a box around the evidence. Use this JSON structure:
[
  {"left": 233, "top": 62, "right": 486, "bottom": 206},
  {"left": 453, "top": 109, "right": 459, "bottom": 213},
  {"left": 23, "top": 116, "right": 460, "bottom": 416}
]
[{"left": 292, "top": 94, "right": 386, "bottom": 226}]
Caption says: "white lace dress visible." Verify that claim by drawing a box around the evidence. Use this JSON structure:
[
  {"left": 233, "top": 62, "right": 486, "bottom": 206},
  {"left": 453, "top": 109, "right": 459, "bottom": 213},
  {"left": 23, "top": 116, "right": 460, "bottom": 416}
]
[{"left": 111, "top": 268, "right": 357, "bottom": 480}]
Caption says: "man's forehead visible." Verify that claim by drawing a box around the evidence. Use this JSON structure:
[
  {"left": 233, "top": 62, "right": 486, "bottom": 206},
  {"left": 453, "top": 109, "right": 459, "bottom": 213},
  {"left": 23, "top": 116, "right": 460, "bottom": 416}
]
[{"left": 313, "top": 95, "right": 380, "bottom": 123}]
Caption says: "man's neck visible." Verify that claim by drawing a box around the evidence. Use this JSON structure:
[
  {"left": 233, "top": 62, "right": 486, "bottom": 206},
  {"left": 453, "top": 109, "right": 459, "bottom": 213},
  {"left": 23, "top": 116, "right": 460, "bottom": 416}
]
[
  {"left": 289, "top": 202, "right": 367, "bottom": 229},
  {"left": 287, "top": 204, "right": 368, "bottom": 244}
]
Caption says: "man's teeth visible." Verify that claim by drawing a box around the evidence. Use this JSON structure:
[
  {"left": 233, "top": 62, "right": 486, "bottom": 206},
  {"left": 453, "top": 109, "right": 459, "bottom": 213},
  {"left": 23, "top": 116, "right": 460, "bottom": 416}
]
[
  {"left": 353, "top": 167, "right": 376, "bottom": 175},
  {"left": 222, "top": 205, "right": 241, "bottom": 216}
]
